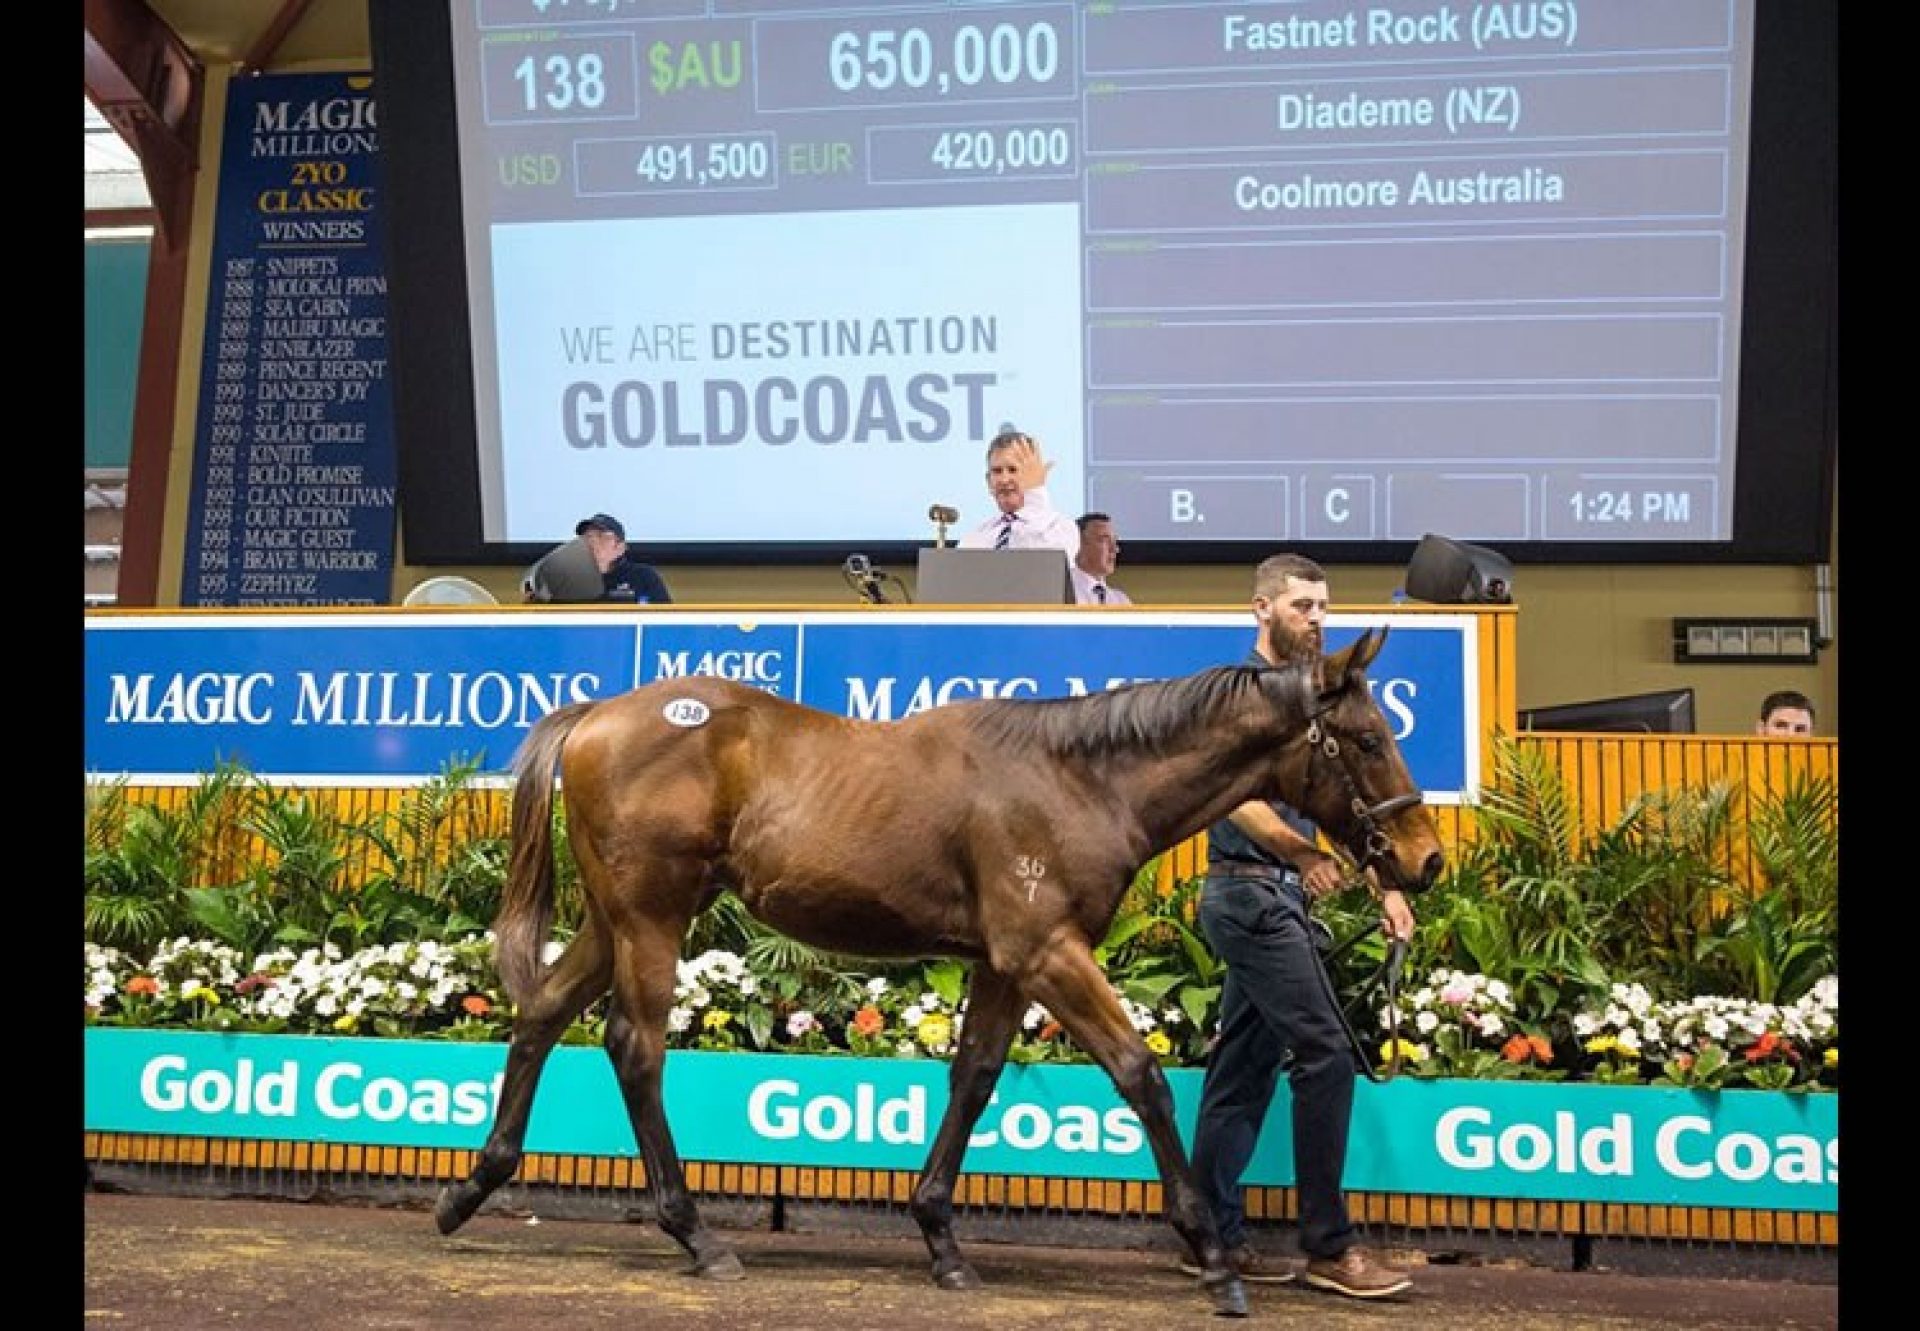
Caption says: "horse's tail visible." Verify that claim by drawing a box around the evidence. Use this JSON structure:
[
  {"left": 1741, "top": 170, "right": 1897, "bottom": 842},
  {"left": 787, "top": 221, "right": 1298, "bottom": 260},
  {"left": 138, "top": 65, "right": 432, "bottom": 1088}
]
[{"left": 494, "top": 699, "right": 598, "bottom": 1007}]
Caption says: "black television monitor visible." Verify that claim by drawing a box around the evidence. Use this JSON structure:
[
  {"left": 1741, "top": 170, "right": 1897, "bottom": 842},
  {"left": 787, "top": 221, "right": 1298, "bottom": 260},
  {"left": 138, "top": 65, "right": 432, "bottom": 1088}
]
[
  {"left": 368, "top": 1, "right": 1836, "bottom": 569},
  {"left": 1517, "top": 688, "right": 1697, "bottom": 735}
]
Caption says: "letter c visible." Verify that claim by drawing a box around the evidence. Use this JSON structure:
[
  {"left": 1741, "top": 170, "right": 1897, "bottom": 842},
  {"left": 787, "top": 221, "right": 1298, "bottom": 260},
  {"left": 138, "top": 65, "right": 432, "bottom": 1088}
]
[{"left": 1654, "top": 1116, "right": 1714, "bottom": 1180}]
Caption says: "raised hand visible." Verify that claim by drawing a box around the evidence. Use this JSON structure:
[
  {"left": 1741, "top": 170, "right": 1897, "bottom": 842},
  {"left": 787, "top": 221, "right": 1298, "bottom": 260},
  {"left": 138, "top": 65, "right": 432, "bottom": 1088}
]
[{"left": 1010, "top": 434, "right": 1054, "bottom": 489}]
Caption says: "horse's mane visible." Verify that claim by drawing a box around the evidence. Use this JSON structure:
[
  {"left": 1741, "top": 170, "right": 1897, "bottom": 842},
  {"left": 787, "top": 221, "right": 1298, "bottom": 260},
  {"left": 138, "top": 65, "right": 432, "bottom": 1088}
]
[{"left": 965, "top": 665, "right": 1294, "bottom": 761}]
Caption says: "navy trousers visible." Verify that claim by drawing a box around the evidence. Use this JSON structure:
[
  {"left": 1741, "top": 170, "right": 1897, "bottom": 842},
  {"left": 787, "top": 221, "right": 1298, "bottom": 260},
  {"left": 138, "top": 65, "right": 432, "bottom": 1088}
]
[{"left": 1189, "top": 872, "right": 1359, "bottom": 1257}]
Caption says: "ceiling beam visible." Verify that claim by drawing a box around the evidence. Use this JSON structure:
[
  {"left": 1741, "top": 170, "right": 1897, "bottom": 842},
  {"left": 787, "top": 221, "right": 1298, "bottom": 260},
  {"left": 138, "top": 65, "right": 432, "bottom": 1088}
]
[
  {"left": 239, "top": 0, "right": 320, "bottom": 77},
  {"left": 83, "top": 0, "right": 204, "bottom": 252}
]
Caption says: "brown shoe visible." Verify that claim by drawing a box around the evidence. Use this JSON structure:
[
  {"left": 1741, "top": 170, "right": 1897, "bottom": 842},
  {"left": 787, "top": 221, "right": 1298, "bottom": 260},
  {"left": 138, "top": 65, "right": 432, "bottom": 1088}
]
[
  {"left": 1303, "top": 1247, "right": 1411, "bottom": 1299},
  {"left": 1176, "top": 1244, "right": 1297, "bottom": 1284}
]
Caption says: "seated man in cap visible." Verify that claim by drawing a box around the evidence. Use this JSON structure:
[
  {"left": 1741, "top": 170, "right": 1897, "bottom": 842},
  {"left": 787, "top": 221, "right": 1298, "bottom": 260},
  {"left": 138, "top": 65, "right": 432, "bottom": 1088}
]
[{"left": 536, "top": 513, "right": 673, "bottom": 604}]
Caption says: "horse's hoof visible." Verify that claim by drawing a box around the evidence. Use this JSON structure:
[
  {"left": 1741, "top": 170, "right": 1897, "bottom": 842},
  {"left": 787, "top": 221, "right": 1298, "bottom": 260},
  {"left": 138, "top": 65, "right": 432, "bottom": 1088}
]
[
  {"left": 691, "top": 1250, "right": 745, "bottom": 1282},
  {"left": 433, "top": 1187, "right": 471, "bottom": 1236},
  {"left": 934, "top": 1263, "right": 983, "bottom": 1291},
  {"left": 1203, "top": 1272, "right": 1248, "bottom": 1318}
]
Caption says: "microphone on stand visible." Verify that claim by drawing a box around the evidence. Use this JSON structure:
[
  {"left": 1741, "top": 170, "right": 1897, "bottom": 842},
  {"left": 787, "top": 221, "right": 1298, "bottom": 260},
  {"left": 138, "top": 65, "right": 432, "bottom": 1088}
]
[
  {"left": 842, "top": 553, "right": 890, "bottom": 604},
  {"left": 928, "top": 503, "right": 959, "bottom": 547}
]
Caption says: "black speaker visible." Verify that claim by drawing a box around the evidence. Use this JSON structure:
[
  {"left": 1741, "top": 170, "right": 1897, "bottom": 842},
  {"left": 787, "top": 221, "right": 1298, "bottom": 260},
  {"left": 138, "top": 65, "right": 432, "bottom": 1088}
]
[{"left": 1404, "top": 534, "right": 1514, "bottom": 605}]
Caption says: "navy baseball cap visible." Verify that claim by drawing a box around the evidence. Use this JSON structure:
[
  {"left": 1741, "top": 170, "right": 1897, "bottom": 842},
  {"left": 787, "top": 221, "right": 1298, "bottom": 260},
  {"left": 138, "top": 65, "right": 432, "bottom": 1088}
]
[{"left": 574, "top": 513, "right": 625, "bottom": 540}]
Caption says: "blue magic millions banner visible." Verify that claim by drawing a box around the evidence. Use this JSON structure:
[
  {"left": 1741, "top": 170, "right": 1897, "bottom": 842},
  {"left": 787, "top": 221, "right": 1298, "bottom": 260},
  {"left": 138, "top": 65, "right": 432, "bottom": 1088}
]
[{"left": 84, "top": 609, "right": 1480, "bottom": 795}]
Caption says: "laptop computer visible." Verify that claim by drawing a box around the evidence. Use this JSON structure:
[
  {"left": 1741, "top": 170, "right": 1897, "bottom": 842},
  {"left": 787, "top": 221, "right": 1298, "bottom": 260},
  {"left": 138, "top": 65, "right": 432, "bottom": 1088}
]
[{"left": 915, "top": 547, "right": 1073, "bottom": 605}]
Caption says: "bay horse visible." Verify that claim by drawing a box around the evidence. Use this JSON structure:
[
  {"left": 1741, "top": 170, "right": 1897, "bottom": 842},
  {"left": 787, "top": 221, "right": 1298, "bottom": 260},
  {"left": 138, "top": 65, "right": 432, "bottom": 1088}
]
[{"left": 435, "top": 627, "right": 1443, "bottom": 1317}]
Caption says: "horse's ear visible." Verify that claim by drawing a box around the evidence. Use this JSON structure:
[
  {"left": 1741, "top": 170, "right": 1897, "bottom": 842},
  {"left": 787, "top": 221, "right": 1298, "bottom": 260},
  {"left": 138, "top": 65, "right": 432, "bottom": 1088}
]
[
  {"left": 1350, "top": 625, "right": 1388, "bottom": 673},
  {"left": 1320, "top": 626, "right": 1388, "bottom": 695}
]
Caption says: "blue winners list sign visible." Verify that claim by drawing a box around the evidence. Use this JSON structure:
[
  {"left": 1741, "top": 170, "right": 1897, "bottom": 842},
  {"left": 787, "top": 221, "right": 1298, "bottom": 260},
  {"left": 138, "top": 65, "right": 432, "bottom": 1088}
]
[{"left": 181, "top": 72, "right": 398, "bottom": 606}]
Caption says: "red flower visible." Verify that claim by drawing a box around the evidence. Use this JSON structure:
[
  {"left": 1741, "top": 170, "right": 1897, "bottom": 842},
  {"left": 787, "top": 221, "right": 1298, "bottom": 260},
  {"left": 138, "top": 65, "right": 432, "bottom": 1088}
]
[
  {"left": 461, "top": 994, "right": 492, "bottom": 1017},
  {"left": 125, "top": 975, "right": 159, "bottom": 996},
  {"left": 235, "top": 973, "right": 276, "bottom": 996},
  {"left": 1039, "top": 1020, "right": 1064, "bottom": 1042},
  {"left": 1500, "top": 1034, "right": 1554, "bottom": 1065},
  {"left": 851, "top": 1005, "right": 885, "bottom": 1037},
  {"left": 1744, "top": 1031, "right": 1797, "bottom": 1063}
]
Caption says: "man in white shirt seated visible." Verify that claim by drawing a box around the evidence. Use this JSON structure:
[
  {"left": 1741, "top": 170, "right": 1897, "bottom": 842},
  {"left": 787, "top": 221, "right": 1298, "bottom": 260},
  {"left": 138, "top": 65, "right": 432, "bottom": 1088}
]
[
  {"left": 1072, "top": 512, "right": 1133, "bottom": 606},
  {"left": 957, "top": 429, "right": 1080, "bottom": 558}
]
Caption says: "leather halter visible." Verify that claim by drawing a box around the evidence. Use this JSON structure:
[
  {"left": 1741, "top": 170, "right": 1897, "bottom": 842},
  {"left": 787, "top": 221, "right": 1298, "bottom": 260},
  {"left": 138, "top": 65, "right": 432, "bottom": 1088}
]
[
  {"left": 1301, "top": 707, "right": 1425, "bottom": 885},
  {"left": 1300, "top": 702, "right": 1419, "bottom": 1081}
]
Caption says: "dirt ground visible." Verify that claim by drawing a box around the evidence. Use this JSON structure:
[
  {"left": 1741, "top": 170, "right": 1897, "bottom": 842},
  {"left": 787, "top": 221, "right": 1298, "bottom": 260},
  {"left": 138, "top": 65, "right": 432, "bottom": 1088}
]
[{"left": 83, "top": 1191, "right": 1838, "bottom": 1331}]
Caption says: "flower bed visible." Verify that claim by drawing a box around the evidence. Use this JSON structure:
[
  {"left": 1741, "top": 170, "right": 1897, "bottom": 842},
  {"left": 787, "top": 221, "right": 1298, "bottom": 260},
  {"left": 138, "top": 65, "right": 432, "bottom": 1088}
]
[{"left": 82, "top": 749, "right": 1840, "bottom": 1091}]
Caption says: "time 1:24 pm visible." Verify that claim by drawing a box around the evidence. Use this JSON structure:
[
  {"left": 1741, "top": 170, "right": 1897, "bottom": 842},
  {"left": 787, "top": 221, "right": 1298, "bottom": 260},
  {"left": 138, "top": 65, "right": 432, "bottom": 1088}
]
[{"left": 1566, "top": 489, "right": 1693, "bottom": 524}]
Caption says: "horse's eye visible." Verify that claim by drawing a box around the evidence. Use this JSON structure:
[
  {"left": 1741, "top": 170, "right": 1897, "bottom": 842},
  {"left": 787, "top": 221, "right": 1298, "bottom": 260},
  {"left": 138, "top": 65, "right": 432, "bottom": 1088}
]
[{"left": 1357, "top": 732, "right": 1383, "bottom": 755}]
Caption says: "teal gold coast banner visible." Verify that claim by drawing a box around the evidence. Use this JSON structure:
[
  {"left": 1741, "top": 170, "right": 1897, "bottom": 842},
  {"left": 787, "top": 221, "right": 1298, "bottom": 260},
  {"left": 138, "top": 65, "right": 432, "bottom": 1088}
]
[{"left": 85, "top": 1030, "right": 1834, "bottom": 1213}]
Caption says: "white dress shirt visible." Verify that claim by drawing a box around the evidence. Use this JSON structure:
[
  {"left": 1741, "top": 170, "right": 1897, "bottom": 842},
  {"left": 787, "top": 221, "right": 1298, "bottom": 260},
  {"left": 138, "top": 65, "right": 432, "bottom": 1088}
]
[
  {"left": 1071, "top": 565, "right": 1133, "bottom": 606},
  {"left": 957, "top": 486, "right": 1081, "bottom": 558}
]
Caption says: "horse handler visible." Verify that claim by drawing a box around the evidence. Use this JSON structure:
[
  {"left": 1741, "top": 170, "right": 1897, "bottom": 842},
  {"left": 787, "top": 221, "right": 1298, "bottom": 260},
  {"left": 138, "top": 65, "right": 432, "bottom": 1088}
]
[{"left": 1182, "top": 553, "right": 1417, "bottom": 1299}]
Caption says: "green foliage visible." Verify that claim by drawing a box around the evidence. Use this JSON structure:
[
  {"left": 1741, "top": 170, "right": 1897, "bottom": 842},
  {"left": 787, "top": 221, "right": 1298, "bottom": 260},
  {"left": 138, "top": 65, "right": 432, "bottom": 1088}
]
[
  {"left": 1651, "top": 1043, "right": 1734, "bottom": 1090},
  {"left": 354, "top": 755, "right": 512, "bottom": 936},
  {"left": 84, "top": 763, "right": 256, "bottom": 952},
  {"left": 1724, "top": 772, "right": 1838, "bottom": 1003},
  {"left": 1096, "top": 860, "right": 1221, "bottom": 1055},
  {"left": 82, "top": 751, "right": 1839, "bottom": 1086},
  {"left": 1416, "top": 735, "right": 1838, "bottom": 1022},
  {"left": 1424, "top": 738, "right": 1613, "bottom": 1011}
]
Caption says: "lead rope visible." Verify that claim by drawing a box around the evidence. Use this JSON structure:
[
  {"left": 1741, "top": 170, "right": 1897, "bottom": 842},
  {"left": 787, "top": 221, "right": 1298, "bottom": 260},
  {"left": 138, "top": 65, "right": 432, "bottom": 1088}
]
[{"left": 1310, "top": 915, "right": 1409, "bottom": 1083}]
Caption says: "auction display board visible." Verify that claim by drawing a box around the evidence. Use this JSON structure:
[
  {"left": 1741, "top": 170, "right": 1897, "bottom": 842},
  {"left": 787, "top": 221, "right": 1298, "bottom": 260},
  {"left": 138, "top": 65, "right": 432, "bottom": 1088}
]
[
  {"left": 180, "top": 72, "right": 398, "bottom": 607},
  {"left": 437, "top": 0, "right": 1757, "bottom": 547}
]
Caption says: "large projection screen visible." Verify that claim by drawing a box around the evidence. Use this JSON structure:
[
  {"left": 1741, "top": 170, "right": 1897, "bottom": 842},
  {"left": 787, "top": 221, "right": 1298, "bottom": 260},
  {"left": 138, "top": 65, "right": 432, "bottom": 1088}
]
[{"left": 371, "top": 1, "right": 1837, "bottom": 566}]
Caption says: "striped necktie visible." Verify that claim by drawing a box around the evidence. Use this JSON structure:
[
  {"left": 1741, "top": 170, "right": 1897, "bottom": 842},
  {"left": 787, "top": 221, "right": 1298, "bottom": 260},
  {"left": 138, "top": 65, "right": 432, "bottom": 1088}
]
[{"left": 994, "top": 513, "right": 1016, "bottom": 549}]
